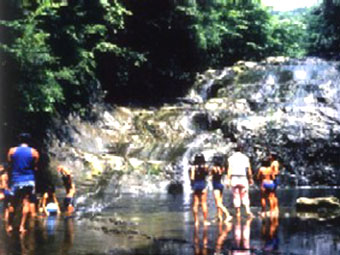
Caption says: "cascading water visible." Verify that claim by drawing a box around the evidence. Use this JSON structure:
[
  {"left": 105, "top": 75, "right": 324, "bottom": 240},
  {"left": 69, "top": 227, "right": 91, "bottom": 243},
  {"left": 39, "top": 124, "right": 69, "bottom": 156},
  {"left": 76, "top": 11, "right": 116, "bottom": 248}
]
[
  {"left": 180, "top": 133, "right": 211, "bottom": 205},
  {"left": 56, "top": 57, "right": 340, "bottom": 216}
]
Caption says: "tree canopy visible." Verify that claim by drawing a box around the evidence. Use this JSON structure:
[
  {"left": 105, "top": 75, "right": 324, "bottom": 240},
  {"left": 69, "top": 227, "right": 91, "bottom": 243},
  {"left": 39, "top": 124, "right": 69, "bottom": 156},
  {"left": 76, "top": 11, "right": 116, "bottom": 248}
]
[{"left": 2, "top": 0, "right": 338, "bottom": 138}]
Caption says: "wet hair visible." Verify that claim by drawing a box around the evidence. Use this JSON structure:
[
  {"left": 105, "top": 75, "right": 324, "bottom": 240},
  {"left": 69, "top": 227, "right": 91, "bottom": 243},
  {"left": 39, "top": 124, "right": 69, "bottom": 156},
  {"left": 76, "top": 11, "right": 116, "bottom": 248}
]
[
  {"left": 0, "top": 162, "right": 8, "bottom": 173},
  {"left": 235, "top": 142, "right": 244, "bottom": 152},
  {"left": 261, "top": 159, "right": 271, "bottom": 167},
  {"left": 18, "top": 133, "right": 32, "bottom": 144},
  {"left": 269, "top": 152, "right": 278, "bottom": 160},
  {"left": 194, "top": 153, "right": 205, "bottom": 165},
  {"left": 212, "top": 154, "right": 224, "bottom": 167},
  {"left": 47, "top": 184, "right": 55, "bottom": 194}
]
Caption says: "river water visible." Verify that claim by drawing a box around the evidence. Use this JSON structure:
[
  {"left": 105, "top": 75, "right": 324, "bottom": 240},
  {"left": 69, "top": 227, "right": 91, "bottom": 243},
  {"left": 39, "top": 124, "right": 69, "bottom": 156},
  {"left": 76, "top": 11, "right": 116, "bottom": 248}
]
[{"left": 1, "top": 188, "right": 340, "bottom": 255}]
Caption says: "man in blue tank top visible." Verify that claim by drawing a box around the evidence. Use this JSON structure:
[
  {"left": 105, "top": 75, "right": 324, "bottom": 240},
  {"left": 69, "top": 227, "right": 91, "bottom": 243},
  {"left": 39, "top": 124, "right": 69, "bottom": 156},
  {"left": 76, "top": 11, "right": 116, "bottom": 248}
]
[{"left": 7, "top": 133, "right": 39, "bottom": 233}]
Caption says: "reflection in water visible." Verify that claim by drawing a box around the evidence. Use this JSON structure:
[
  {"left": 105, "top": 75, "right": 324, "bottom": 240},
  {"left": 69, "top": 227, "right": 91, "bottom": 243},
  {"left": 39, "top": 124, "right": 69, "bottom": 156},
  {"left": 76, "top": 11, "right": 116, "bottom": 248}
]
[
  {"left": 194, "top": 225, "right": 208, "bottom": 255},
  {"left": 232, "top": 217, "right": 253, "bottom": 255},
  {"left": 61, "top": 217, "right": 74, "bottom": 255},
  {"left": 0, "top": 215, "right": 75, "bottom": 255},
  {"left": 20, "top": 224, "right": 36, "bottom": 255},
  {"left": 2, "top": 189, "right": 340, "bottom": 255},
  {"left": 261, "top": 216, "right": 279, "bottom": 252},
  {"left": 215, "top": 222, "right": 232, "bottom": 255}
]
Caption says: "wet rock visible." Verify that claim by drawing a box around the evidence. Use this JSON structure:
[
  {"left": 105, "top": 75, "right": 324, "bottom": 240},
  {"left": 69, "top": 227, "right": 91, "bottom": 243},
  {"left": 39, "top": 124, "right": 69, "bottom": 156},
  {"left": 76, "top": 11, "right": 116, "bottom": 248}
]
[
  {"left": 46, "top": 57, "right": 340, "bottom": 202},
  {"left": 167, "top": 182, "right": 183, "bottom": 194},
  {"left": 296, "top": 196, "right": 340, "bottom": 211}
]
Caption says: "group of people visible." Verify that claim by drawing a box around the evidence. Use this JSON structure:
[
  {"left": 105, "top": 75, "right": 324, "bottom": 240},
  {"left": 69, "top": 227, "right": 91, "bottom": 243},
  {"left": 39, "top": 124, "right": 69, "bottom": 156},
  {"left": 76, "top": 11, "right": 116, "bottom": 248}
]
[
  {"left": 0, "top": 133, "right": 76, "bottom": 233},
  {"left": 189, "top": 143, "right": 280, "bottom": 227}
]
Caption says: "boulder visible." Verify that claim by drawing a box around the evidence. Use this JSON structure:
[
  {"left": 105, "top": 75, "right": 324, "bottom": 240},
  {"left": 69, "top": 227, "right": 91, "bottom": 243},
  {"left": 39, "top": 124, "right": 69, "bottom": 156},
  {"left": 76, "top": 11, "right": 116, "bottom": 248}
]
[{"left": 296, "top": 196, "right": 340, "bottom": 211}]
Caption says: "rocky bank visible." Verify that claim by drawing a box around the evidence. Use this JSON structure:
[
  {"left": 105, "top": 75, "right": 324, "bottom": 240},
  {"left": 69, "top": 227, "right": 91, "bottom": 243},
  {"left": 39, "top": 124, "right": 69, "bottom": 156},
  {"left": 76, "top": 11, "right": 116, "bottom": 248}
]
[{"left": 45, "top": 57, "right": 340, "bottom": 203}]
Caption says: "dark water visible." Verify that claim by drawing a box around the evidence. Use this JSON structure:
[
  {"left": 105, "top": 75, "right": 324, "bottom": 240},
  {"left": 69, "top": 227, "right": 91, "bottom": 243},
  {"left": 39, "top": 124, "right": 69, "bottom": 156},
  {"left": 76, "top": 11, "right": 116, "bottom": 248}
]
[{"left": 1, "top": 188, "right": 340, "bottom": 255}]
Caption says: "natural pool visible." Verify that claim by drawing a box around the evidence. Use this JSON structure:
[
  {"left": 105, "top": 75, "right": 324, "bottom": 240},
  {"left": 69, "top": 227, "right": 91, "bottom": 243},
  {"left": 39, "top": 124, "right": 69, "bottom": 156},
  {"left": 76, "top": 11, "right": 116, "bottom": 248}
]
[{"left": 1, "top": 188, "right": 340, "bottom": 255}]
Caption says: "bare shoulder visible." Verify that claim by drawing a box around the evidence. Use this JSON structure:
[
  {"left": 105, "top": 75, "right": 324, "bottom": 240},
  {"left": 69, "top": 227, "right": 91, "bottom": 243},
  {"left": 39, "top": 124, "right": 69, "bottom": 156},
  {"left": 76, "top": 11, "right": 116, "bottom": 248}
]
[
  {"left": 8, "top": 147, "right": 16, "bottom": 154},
  {"left": 31, "top": 148, "right": 39, "bottom": 157}
]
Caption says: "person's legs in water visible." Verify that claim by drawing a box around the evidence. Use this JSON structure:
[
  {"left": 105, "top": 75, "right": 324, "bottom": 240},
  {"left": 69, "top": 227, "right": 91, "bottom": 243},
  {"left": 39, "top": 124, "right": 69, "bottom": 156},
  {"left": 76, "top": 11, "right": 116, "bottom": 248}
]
[
  {"left": 272, "top": 189, "right": 279, "bottom": 216},
  {"left": 19, "top": 195, "right": 31, "bottom": 233},
  {"left": 239, "top": 185, "right": 253, "bottom": 218},
  {"left": 260, "top": 189, "right": 269, "bottom": 217},
  {"left": 201, "top": 190, "right": 210, "bottom": 226},
  {"left": 29, "top": 193, "right": 37, "bottom": 218},
  {"left": 7, "top": 188, "right": 21, "bottom": 233},
  {"left": 64, "top": 197, "right": 75, "bottom": 216},
  {"left": 6, "top": 204, "right": 14, "bottom": 232},
  {"left": 213, "top": 189, "right": 223, "bottom": 222},
  {"left": 269, "top": 192, "right": 279, "bottom": 217},
  {"left": 2, "top": 190, "right": 13, "bottom": 222},
  {"left": 192, "top": 192, "right": 200, "bottom": 226},
  {"left": 214, "top": 189, "right": 232, "bottom": 223},
  {"left": 232, "top": 185, "right": 241, "bottom": 217}
]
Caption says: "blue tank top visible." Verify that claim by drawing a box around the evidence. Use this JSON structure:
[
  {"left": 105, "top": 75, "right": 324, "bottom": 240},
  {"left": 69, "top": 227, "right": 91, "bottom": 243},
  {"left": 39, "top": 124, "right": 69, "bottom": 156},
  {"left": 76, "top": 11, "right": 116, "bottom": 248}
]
[{"left": 11, "top": 146, "right": 35, "bottom": 183}]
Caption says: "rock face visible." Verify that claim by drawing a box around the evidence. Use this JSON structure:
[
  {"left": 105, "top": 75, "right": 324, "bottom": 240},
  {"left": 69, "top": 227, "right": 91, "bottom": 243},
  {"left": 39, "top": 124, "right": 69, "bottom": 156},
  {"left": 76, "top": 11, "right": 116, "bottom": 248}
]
[{"left": 46, "top": 57, "right": 340, "bottom": 204}]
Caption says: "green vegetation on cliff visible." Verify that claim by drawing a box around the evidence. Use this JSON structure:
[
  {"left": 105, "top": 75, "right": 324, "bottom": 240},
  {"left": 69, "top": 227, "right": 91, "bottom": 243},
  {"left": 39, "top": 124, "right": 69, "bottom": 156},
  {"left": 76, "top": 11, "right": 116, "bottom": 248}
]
[{"left": 2, "top": 0, "right": 340, "bottom": 142}]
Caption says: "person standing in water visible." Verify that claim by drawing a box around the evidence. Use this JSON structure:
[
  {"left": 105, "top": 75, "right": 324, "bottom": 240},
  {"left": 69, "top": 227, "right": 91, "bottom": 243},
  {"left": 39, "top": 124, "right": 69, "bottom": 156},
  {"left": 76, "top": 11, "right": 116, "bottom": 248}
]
[
  {"left": 7, "top": 133, "right": 39, "bottom": 232},
  {"left": 269, "top": 152, "right": 280, "bottom": 215},
  {"left": 211, "top": 154, "right": 232, "bottom": 223},
  {"left": 257, "top": 159, "right": 276, "bottom": 217},
  {"left": 227, "top": 143, "right": 254, "bottom": 218},
  {"left": 189, "top": 153, "right": 210, "bottom": 226},
  {"left": 0, "top": 163, "right": 12, "bottom": 222},
  {"left": 57, "top": 165, "right": 76, "bottom": 215}
]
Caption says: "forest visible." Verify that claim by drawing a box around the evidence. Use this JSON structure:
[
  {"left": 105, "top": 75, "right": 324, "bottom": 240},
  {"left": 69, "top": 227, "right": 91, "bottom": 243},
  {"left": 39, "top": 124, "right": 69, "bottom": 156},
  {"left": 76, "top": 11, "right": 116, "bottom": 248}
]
[{"left": 0, "top": 0, "right": 340, "bottom": 143}]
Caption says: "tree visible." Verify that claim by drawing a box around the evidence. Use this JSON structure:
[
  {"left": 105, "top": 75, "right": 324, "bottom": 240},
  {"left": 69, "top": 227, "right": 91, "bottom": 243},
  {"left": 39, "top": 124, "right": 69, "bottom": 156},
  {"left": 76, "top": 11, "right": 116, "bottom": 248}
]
[{"left": 306, "top": 0, "right": 340, "bottom": 57}]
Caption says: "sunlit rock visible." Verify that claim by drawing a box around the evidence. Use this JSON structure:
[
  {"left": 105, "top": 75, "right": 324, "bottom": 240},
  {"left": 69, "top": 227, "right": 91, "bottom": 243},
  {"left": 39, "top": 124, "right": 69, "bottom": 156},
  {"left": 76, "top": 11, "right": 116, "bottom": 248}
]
[
  {"left": 296, "top": 196, "right": 340, "bottom": 211},
  {"left": 265, "top": 56, "right": 290, "bottom": 64},
  {"left": 47, "top": 57, "right": 340, "bottom": 201}
]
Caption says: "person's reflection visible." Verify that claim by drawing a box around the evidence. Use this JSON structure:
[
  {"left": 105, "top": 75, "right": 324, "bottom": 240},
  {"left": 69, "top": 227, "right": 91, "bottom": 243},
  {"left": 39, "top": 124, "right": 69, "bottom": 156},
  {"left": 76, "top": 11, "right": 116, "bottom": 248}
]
[
  {"left": 60, "top": 217, "right": 74, "bottom": 255},
  {"left": 232, "top": 217, "right": 253, "bottom": 255},
  {"left": 261, "top": 215, "right": 279, "bottom": 252},
  {"left": 194, "top": 224, "right": 208, "bottom": 255},
  {"left": 19, "top": 223, "right": 36, "bottom": 255},
  {"left": 215, "top": 221, "right": 232, "bottom": 255}
]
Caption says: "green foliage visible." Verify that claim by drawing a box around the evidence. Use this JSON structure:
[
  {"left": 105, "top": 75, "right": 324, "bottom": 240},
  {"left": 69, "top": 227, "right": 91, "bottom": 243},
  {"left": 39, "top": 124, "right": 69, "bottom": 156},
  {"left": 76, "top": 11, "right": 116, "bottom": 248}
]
[
  {"left": 306, "top": 0, "right": 340, "bottom": 57},
  {"left": 266, "top": 12, "right": 308, "bottom": 58},
  {"left": 0, "top": 0, "right": 315, "bottom": 121},
  {"left": 0, "top": 8, "right": 63, "bottom": 113},
  {"left": 0, "top": 0, "right": 130, "bottom": 115}
]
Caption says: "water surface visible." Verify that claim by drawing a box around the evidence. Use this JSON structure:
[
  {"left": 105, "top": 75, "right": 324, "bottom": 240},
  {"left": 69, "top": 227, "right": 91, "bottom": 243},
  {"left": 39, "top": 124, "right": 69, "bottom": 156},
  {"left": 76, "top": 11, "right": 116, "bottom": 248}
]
[{"left": 1, "top": 188, "right": 340, "bottom": 255}]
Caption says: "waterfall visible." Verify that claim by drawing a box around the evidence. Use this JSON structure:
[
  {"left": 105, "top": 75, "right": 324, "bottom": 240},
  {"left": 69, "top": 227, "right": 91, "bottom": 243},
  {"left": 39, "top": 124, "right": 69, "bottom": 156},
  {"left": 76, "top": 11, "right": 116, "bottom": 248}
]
[{"left": 180, "top": 133, "right": 211, "bottom": 205}]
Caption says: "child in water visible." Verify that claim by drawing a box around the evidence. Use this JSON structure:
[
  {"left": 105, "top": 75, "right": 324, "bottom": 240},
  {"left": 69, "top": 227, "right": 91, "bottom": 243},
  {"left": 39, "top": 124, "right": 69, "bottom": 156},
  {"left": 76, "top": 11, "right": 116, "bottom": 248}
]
[{"left": 39, "top": 184, "right": 61, "bottom": 216}]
